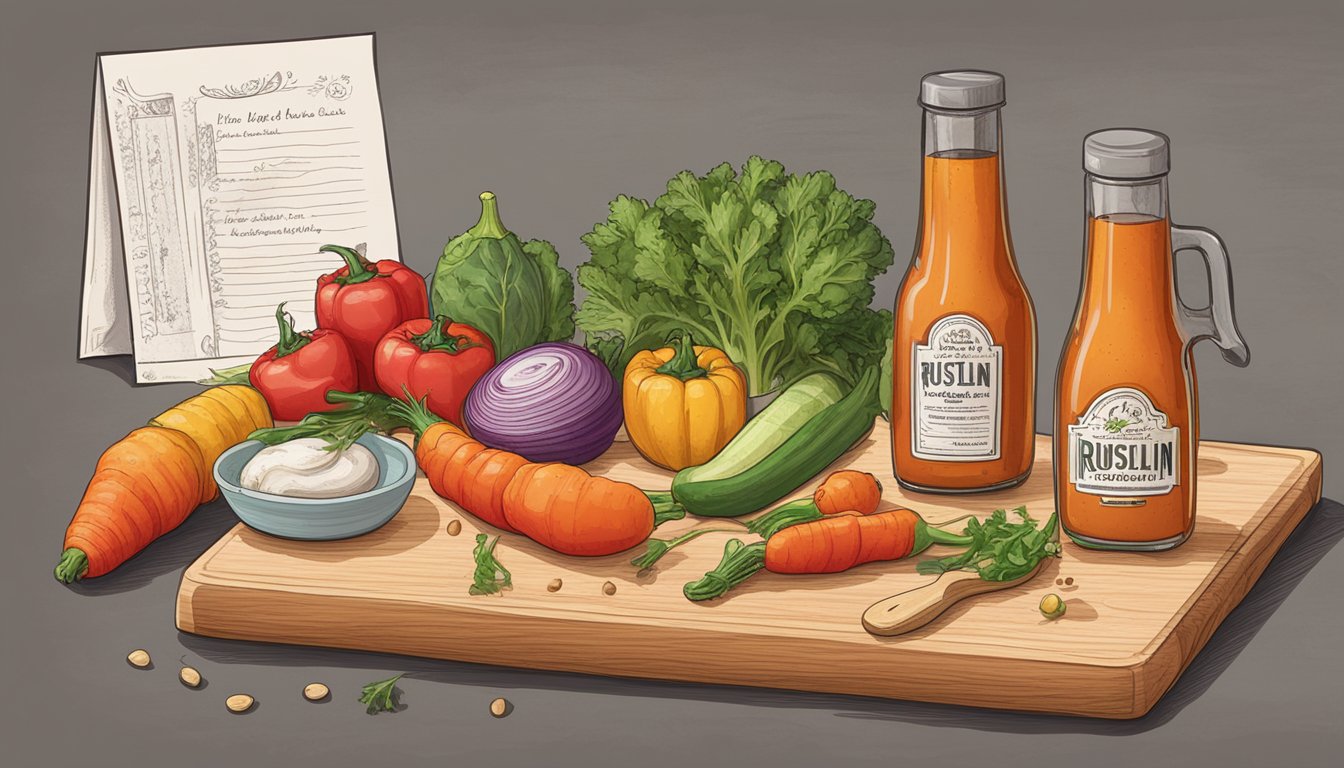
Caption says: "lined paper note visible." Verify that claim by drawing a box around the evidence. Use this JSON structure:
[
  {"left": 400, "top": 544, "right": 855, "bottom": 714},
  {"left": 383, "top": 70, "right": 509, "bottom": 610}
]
[{"left": 83, "top": 35, "right": 399, "bottom": 382}]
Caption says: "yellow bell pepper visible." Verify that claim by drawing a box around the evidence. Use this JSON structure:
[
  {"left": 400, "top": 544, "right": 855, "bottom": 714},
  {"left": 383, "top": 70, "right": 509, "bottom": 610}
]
[{"left": 623, "top": 332, "right": 747, "bottom": 471}]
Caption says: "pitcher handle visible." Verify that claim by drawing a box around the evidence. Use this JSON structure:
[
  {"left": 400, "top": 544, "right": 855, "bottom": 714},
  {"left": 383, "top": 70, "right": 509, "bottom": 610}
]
[{"left": 1171, "top": 224, "right": 1250, "bottom": 367}]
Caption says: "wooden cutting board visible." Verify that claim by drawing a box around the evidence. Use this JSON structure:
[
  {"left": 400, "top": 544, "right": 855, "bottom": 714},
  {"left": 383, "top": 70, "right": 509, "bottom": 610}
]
[{"left": 176, "top": 421, "right": 1322, "bottom": 719}]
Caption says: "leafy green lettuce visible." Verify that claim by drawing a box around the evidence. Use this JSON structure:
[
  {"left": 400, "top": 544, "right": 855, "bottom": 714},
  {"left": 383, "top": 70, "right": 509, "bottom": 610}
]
[
  {"left": 577, "top": 157, "right": 893, "bottom": 396},
  {"left": 431, "top": 193, "right": 575, "bottom": 362}
]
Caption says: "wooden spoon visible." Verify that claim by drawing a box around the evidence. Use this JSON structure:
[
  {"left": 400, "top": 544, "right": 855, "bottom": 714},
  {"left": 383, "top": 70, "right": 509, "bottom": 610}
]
[{"left": 862, "top": 561, "right": 1045, "bottom": 637}]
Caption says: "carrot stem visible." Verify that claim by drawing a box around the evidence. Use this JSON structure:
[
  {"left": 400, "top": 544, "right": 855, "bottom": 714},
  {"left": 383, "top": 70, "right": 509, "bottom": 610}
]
[
  {"left": 924, "top": 523, "right": 974, "bottom": 547},
  {"left": 249, "top": 391, "right": 404, "bottom": 451},
  {"left": 54, "top": 547, "right": 88, "bottom": 584},
  {"left": 683, "top": 539, "right": 766, "bottom": 601},
  {"left": 911, "top": 518, "right": 974, "bottom": 556},
  {"left": 389, "top": 389, "right": 445, "bottom": 437},
  {"left": 631, "top": 527, "right": 737, "bottom": 571},
  {"left": 647, "top": 492, "right": 686, "bottom": 526},
  {"left": 744, "top": 499, "right": 821, "bottom": 539}
]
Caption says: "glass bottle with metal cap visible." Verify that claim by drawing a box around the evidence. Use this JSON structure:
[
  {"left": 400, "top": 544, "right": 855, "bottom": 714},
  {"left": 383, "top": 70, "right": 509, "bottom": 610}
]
[
  {"left": 1054, "top": 128, "right": 1249, "bottom": 551},
  {"left": 891, "top": 70, "right": 1038, "bottom": 493}
]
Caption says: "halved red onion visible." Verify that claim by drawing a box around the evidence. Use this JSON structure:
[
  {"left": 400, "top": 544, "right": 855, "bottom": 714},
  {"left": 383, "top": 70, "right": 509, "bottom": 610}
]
[{"left": 464, "top": 342, "right": 622, "bottom": 464}]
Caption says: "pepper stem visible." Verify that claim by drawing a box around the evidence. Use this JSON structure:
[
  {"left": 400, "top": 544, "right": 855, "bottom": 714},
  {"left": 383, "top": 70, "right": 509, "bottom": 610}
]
[
  {"left": 683, "top": 539, "right": 766, "bottom": 601},
  {"left": 54, "top": 548, "right": 89, "bottom": 584},
  {"left": 320, "top": 244, "right": 378, "bottom": 285},
  {"left": 272, "top": 302, "right": 311, "bottom": 358},
  {"left": 468, "top": 192, "right": 510, "bottom": 239},
  {"left": 411, "top": 315, "right": 482, "bottom": 354},
  {"left": 654, "top": 331, "right": 708, "bottom": 381}
]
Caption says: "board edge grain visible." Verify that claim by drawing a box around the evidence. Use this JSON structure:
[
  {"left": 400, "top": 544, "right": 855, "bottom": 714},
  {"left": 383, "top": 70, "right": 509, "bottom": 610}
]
[
  {"left": 1129, "top": 448, "right": 1322, "bottom": 717},
  {"left": 174, "top": 581, "right": 1148, "bottom": 718}
]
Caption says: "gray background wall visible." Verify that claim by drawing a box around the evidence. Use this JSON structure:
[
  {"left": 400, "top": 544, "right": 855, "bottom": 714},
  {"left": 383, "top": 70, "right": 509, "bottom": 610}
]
[{"left": 1, "top": 1, "right": 1340, "bottom": 766}]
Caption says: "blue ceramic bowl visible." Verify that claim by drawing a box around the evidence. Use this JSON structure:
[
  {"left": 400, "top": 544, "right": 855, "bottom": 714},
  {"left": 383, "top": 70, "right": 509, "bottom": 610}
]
[{"left": 213, "top": 433, "right": 417, "bottom": 540}]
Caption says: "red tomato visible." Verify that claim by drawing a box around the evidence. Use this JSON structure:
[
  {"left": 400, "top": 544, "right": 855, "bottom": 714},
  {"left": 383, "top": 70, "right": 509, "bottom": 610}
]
[
  {"left": 315, "top": 244, "right": 428, "bottom": 391},
  {"left": 374, "top": 316, "right": 495, "bottom": 426},
  {"left": 249, "top": 304, "right": 360, "bottom": 421}
]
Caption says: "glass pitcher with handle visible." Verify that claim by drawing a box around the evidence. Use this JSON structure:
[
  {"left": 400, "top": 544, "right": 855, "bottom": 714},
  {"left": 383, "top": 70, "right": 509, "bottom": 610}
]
[{"left": 1054, "top": 128, "right": 1250, "bottom": 551}]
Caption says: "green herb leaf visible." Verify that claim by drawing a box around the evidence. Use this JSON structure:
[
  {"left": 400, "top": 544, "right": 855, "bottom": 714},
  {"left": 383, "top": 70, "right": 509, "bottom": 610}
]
[
  {"left": 917, "top": 508, "right": 1060, "bottom": 583},
  {"left": 470, "top": 534, "right": 513, "bottom": 595},
  {"left": 197, "top": 362, "right": 253, "bottom": 386},
  {"left": 358, "top": 674, "right": 404, "bottom": 714}
]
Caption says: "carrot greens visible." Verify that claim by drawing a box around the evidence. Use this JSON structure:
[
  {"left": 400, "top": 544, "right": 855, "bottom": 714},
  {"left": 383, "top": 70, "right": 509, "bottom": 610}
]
[
  {"left": 469, "top": 535, "right": 513, "bottom": 595},
  {"left": 915, "top": 507, "right": 1060, "bottom": 582},
  {"left": 248, "top": 391, "right": 405, "bottom": 451},
  {"left": 631, "top": 527, "right": 738, "bottom": 571}
]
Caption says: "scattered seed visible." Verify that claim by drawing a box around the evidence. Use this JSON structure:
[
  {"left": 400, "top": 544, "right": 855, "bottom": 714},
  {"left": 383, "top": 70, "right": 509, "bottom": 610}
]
[
  {"left": 547, "top": 578, "right": 563, "bottom": 593},
  {"left": 127, "top": 649, "right": 151, "bottom": 669},
  {"left": 226, "top": 694, "right": 255, "bottom": 713},
  {"left": 1039, "top": 593, "right": 1067, "bottom": 620},
  {"left": 602, "top": 581, "right": 617, "bottom": 596},
  {"left": 179, "top": 666, "right": 202, "bottom": 688},
  {"left": 303, "top": 683, "right": 330, "bottom": 701},
  {"left": 490, "top": 697, "right": 510, "bottom": 717},
  {"left": 447, "top": 520, "right": 462, "bottom": 536},
  {"left": 1055, "top": 578, "right": 1064, "bottom": 585},
  {"left": 1064, "top": 576, "right": 1075, "bottom": 586}
]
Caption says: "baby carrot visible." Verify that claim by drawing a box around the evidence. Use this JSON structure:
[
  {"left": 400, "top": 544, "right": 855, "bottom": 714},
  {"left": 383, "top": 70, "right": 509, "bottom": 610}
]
[{"left": 683, "top": 508, "right": 971, "bottom": 601}]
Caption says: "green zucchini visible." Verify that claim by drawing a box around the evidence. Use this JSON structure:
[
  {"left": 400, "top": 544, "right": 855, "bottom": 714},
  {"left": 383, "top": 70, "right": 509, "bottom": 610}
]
[
  {"left": 671, "top": 368, "right": 880, "bottom": 517},
  {"left": 680, "top": 373, "right": 845, "bottom": 486}
]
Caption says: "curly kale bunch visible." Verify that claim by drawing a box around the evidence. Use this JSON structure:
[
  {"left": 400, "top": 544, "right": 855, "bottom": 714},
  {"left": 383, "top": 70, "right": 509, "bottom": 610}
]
[{"left": 577, "top": 156, "right": 893, "bottom": 396}]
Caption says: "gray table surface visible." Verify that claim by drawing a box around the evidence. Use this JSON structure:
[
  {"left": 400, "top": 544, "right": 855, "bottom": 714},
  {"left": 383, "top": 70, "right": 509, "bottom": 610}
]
[{"left": 3, "top": 1, "right": 1341, "bottom": 766}]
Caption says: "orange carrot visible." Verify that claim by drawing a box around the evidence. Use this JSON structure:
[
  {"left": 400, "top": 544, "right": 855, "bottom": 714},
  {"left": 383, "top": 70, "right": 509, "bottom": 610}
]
[
  {"left": 56, "top": 428, "right": 207, "bottom": 582},
  {"left": 742, "top": 470, "right": 885, "bottom": 540},
  {"left": 813, "top": 470, "right": 883, "bottom": 517},
  {"left": 56, "top": 387, "right": 273, "bottom": 583},
  {"left": 766, "top": 509, "right": 919, "bottom": 573},
  {"left": 684, "top": 508, "right": 972, "bottom": 601},
  {"left": 397, "top": 396, "right": 682, "bottom": 556},
  {"left": 636, "top": 470, "right": 888, "bottom": 573}
]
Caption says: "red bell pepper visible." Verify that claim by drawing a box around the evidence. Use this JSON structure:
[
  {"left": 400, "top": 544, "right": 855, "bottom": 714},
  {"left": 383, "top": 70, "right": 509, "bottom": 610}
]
[
  {"left": 249, "top": 303, "right": 359, "bottom": 421},
  {"left": 373, "top": 315, "right": 495, "bottom": 426},
  {"left": 315, "top": 244, "right": 428, "bottom": 390}
]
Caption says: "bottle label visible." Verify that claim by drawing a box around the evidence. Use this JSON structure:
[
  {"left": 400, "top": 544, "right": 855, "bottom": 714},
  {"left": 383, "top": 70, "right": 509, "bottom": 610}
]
[
  {"left": 1068, "top": 387, "right": 1180, "bottom": 496},
  {"left": 911, "top": 314, "right": 1003, "bottom": 461}
]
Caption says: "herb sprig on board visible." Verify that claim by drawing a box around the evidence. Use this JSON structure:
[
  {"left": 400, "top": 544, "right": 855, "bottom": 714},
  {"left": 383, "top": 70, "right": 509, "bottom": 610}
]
[
  {"left": 916, "top": 507, "right": 1060, "bottom": 582},
  {"left": 469, "top": 534, "right": 513, "bottom": 595}
]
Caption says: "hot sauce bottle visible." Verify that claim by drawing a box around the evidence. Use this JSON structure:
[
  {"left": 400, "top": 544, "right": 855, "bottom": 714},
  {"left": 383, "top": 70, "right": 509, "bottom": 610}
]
[
  {"left": 1054, "top": 129, "right": 1249, "bottom": 551},
  {"left": 892, "top": 71, "right": 1038, "bottom": 493}
]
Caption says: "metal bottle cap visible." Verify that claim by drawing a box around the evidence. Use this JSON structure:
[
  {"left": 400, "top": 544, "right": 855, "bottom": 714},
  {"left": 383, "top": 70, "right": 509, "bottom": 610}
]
[
  {"left": 1083, "top": 129, "right": 1171, "bottom": 179},
  {"left": 919, "top": 70, "right": 1006, "bottom": 111}
]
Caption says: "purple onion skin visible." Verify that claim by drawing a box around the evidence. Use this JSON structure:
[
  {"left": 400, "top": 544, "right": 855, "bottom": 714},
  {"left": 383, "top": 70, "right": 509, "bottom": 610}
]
[{"left": 464, "top": 342, "right": 622, "bottom": 465}]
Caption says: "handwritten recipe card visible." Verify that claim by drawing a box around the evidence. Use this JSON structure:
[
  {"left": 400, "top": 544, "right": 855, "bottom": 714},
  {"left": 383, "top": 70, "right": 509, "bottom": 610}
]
[{"left": 80, "top": 34, "right": 399, "bottom": 382}]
